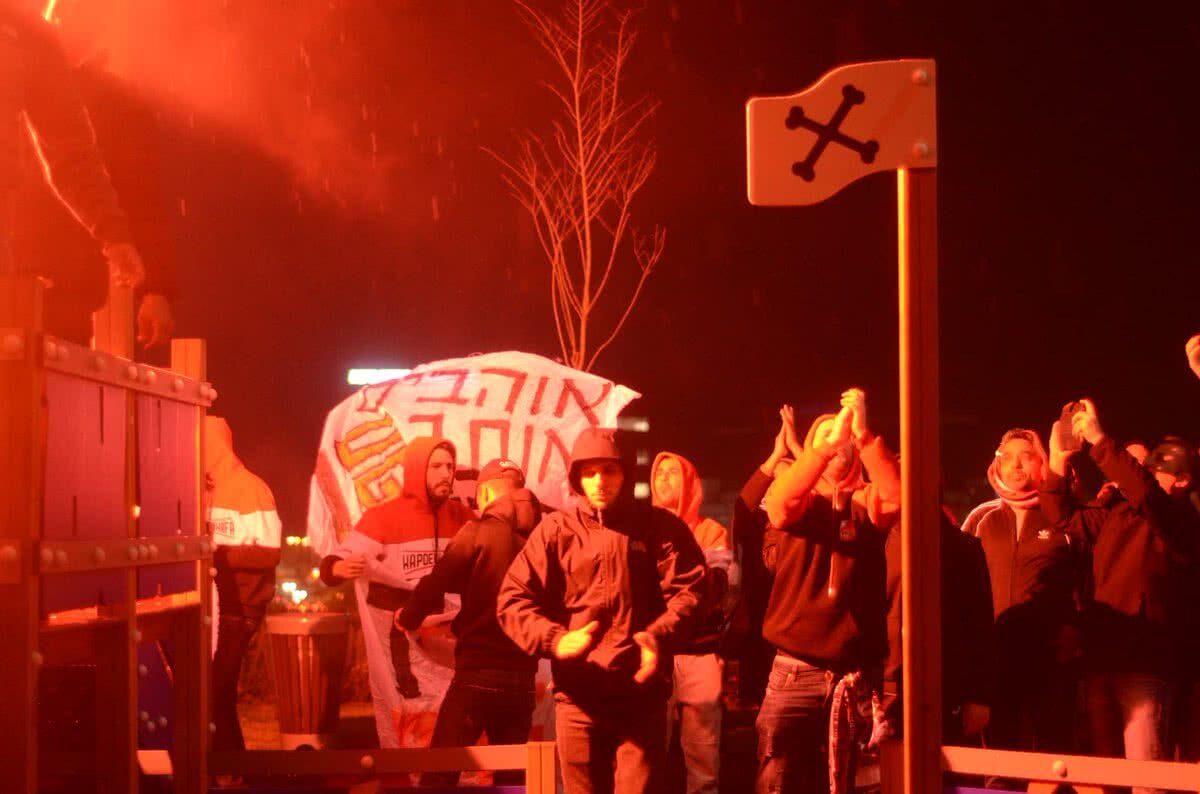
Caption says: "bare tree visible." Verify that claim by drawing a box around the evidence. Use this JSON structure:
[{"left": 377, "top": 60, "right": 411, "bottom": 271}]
[{"left": 494, "top": 0, "right": 665, "bottom": 372}]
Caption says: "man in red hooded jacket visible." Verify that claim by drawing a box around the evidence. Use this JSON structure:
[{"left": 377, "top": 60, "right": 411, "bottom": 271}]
[
  {"left": 320, "top": 436, "right": 474, "bottom": 748},
  {"left": 652, "top": 450, "right": 731, "bottom": 794}
]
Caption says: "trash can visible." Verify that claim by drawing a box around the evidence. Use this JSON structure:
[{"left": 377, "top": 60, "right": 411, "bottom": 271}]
[{"left": 265, "top": 612, "right": 349, "bottom": 750}]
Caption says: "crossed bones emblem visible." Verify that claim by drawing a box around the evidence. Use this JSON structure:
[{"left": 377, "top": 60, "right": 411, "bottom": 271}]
[{"left": 786, "top": 84, "right": 880, "bottom": 182}]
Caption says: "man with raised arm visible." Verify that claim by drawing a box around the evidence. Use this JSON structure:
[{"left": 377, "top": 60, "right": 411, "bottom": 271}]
[
  {"left": 1041, "top": 399, "right": 1199, "bottom": 794},
  {"left": 756, "top": 389, "right": 900, "bottom": 794},
  {"left": 1, "top": 3, "right": 144, "bottom": 293}
]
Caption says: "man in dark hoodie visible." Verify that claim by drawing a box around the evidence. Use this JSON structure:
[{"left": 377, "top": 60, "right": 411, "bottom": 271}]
[
  {"left": 319, "top": 436, "right": 475, "bottom": 749},
  {"left": 498, "top": 428, "right": 708, "bottom": 794},
  {"left": 1041, "top": 400, "right": 1199, "bottom": 794},
  {"left": 728, "top": 407, "right": 803, "bottom": 707},
  {"left": 757, "top": 389, "right": 900, "bottom": 794},
  {"left": 962, "top": 428, "right": 1080, "bottom": 764},
  {"left": 395, "top": 458, "right": 541, "bottom": 786},
  {"left": 879, "top": 507, "right": 995, "bottom": 745}
]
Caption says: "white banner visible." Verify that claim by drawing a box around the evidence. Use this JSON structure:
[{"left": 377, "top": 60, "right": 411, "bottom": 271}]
[
  {"left": 304, "top": 351, "right": 640, "bottom": 751},
  {"left": 307, "top": 350, "right": 641, "bottom": 557}
]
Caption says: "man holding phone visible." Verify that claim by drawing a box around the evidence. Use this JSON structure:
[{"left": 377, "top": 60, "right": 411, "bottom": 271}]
[{"left": 1041, "top": 399, "right": 1199, "bottom": 794}]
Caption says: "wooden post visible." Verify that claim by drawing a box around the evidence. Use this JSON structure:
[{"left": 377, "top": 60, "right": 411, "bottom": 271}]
[
  {"left": 0, "top": 277, "right": 45, "bottom": 794},
  {"left": 91, "top": 285, "right": 136, "bottom": 359},
  {"left": 169, "top": 339, "right": 209, "bottom": 794},
  {"left": 897, "top": 166, "right": 942, "bottom": 794}
]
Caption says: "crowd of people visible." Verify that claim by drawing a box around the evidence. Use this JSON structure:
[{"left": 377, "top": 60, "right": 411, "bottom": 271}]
[
  {"left": 8, "top": 5, "right": 1200, "bottom": 794},
  {"left": 297, "top": 342, "right": 1197, "bottom": 794}
]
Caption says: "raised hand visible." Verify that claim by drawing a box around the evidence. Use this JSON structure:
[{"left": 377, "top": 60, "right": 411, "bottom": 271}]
[
  {"left": 1070, "top": 398, "right": 1104, "bottom": 446},
  {"left": 554, "top": 620, "right": 599, "bottom": 660},
  {"left": 826, "top": 405, "right": 853, "bottom": 449},
  {"left": 840, "top": 388, "right": 868, "bottom": 442},
  {"left": 1187, "top": 335, "right": 1200, "bottom": 381},
  {"left": 781, "top": 404, "right": 802, "bottom": 457}
]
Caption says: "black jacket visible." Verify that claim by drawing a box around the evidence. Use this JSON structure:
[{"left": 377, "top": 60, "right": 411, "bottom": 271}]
[
  {"left": 972, "top": 502, "right": 1078, "bottom": 675},
  {"left": 497, "top": 497, "right": 707, "bottom": 703},
  {"left": 882, "top": 514, "right": 996, "bottom": 735},
  {"left": 725, "top": 468, "right": 774, "bottom": 654},
  {"left": 396, "top": 488, "right": 542, "bottom": 674},
  {"left": 1041, "top": 437, "right": 1200, "bottom": 674}
]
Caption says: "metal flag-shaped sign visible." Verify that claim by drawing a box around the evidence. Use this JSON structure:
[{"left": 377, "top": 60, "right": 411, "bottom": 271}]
[{"left": 746, "top": 59, "right": 937, "bottom": 206}]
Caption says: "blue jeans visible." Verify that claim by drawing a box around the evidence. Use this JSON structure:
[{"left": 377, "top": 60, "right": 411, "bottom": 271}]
[
  {"left": 422, "top": 668, "right": 536, "bottom": 786},
  {"left": 1084, "top": 671, "right": 1173, "bottom": 794},
  {"left": 755, "top": 655, "right": 836, "bottom": 794}
]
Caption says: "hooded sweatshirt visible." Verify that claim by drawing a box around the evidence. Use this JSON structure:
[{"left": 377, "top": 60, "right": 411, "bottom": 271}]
[
  {"left": 206, "top": 417, "right": 281, "bottom": 616},
  {"left": 963, "top": 429, "right": 1077, "bottom": 674},
  {"left": 760, "top": 414, "right": 900, "bottom": 673},
  {"left": 320, "top": 436, "right": 475, "bottom": 612},
  {"left": 396, "top": 488, "right": 542, "bottom": 674},
  {"left": 1041, "top": 437, "right": 1200, "bottom": 674},
  {"left": 651, "top": 451, "right": 732, "bottom": 654},
  {"left": 497, "top": 428, "right": 708, "bottom": 703}
]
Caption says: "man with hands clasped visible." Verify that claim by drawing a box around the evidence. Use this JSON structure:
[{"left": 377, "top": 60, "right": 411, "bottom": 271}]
[{"left": 757, "top": 389, "right": 900, "bottom": 794}]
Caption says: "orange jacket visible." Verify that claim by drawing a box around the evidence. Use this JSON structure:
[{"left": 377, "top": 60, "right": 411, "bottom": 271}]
[{"left": 652, "top": 451, "right": 733, "bottom": 651}]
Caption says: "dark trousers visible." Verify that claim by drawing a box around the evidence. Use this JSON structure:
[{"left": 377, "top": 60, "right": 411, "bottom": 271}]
[
  {"left": 554, "top": 694, "right": 668, "bottom": 794},
  {"left": 755, "top": 656, "right": 835, "bottom": 794},
  {"left": 422, "top": 668, "right": 536, "bottom": 786},
  {"left": 211, "top": 613, "right": 262, "bottom": 753}
]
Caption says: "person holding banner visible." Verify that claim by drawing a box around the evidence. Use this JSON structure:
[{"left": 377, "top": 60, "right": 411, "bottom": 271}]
[
  {"left": 757, "top": 389, "right": 900, "bottom": 794},
  {"left": 652, "top": 450, "right": 732, "bottom": 794},
  {"left": 395, "top": 458, "right": 542, "bottom": 787},
  {"left": 498, "top": 428, "right": 708, "bottom": 794},
  {"left": 319, "top": 436, "right": 475, "bottom": 749}
]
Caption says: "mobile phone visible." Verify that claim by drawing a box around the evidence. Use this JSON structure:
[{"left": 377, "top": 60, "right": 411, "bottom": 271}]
[{"left": 1058, "top": 401, "right": 1085, "bottom": 452}]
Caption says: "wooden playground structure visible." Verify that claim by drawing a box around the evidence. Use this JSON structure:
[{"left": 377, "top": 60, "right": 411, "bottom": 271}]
[{"left": 0, "top": 278, "right": 556, "bottom": 793}]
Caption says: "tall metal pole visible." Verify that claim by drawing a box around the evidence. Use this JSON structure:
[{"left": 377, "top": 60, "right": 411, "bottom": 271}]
[{"left": 898, "top": 166, "right": 942, "bottom": 793}]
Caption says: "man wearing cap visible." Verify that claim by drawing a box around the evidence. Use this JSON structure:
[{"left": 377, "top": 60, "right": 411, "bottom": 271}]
[
  {"left": 1042, "top": 401, "right": 1199, "bottom": 793},
  {"left": 498, "top": 428, "right": 708, "bottom": 794},
  {"left": 395, "top": 458, "right": 542, "bottom": 786}
]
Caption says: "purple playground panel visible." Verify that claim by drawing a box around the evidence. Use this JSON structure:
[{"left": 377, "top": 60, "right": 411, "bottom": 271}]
[
  {"left": 136, "top": 393, "right": 201, "bottom": 599},
  {"left": 41, "top": 372, "right": 126, "bottom": 616}
]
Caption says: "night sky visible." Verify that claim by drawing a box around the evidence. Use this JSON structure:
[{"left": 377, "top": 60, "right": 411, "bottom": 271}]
[{"left": 28, "top": 1, "right": 1200, "bottom": 529}]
